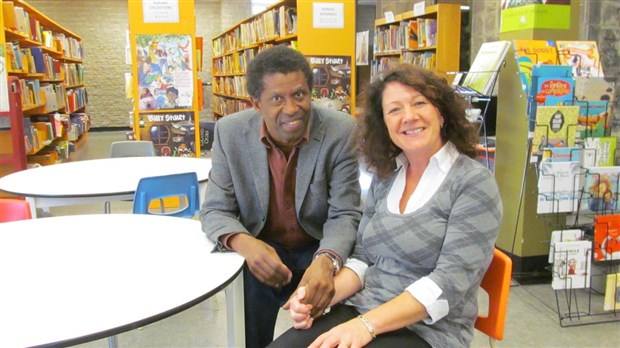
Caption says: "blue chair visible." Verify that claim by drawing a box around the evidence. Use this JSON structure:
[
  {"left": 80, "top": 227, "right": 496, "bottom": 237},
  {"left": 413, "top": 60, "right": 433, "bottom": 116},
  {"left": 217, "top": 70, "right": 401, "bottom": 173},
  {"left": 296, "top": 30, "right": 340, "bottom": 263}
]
[{"left": 132, "top": 172, "right": 200, "bottom": 218}]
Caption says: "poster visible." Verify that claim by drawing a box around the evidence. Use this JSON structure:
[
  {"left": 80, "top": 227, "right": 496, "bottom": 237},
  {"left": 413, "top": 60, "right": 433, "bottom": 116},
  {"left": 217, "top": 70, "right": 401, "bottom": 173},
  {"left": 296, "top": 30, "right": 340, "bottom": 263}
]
[
  {"left": 307, "top": 55, "right": 351, "bottom": 115},
  {"left": 139, "top": 112, "right": 195, "bottom": 157},
  {"left": 0, "top": 45, "right": 8, "bottom": 112},
  {"left": 136, "top": 34, "right": 193, "bottom": 111},
  {"left": 356, "top": 31, "right": 369, "bottom": 66}
]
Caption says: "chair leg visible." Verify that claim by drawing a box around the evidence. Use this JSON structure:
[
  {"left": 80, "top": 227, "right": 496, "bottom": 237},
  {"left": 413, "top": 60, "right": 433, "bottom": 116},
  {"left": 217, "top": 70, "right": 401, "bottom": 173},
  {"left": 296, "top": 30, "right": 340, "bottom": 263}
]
[
  {"left": 104, "top": 201, "right": 111, "bottom": 214},
  {"left": 107, "top": 335, "right": 118, "bottom": 348},
  {"left": 489, "top": 337, "right": 497, "bottom": 348}
]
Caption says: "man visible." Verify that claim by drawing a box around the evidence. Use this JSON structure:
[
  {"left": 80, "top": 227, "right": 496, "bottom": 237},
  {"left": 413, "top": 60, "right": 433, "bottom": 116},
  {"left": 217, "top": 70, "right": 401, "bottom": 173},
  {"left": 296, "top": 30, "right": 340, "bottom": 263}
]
[{"left": 200, "top": 45, "right": 362, "bottom": 348}]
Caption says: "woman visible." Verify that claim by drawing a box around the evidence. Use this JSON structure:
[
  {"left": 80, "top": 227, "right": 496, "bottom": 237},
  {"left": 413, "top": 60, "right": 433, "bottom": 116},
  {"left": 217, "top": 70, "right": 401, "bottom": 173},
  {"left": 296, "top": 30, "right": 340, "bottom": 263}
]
[{"left": 271, "top": 64, "right": 503, "bottom": 347}]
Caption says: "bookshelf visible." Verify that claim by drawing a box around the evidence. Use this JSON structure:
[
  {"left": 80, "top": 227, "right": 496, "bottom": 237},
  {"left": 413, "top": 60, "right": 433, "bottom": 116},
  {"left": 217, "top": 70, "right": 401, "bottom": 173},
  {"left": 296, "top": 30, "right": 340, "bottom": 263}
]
[
  {"left": 372, "top": 3, "right": 461, "bottom": 83},
  {"left": 211, "top": 0, "right": 356, "bottom": 119},
  {"left": 0, "top": 0, "right": 89, "bottom": 179}
]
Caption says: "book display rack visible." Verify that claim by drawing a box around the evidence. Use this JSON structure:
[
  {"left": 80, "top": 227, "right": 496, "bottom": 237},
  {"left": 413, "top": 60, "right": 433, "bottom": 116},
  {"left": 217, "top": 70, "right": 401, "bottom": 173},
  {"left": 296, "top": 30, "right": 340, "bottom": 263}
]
[
  {"left": 505, "top": 39, "right": 620, "bottom": 327},
  {"left": 0, "top": 0, "right": 89, "bottom": 179},
  {"left": 371, "top": 3, "right": 461, "bottom": 83},
  {"left": 211, "top": 0, "right": 356, "bottom": 119}
]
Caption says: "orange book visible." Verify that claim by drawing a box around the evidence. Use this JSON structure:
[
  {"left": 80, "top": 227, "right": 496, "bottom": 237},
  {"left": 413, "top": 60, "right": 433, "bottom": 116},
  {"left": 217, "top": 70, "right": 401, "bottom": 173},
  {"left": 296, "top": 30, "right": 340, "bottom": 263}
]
[{"left": 593, "top": 214, "right": 620, "bottom": 261}]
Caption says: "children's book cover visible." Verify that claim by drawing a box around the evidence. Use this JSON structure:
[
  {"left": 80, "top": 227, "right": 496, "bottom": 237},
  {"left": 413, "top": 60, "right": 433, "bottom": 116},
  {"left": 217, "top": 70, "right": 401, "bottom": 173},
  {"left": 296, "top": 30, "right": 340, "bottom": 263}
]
[
  {"left": 532, "top": 105, "right": 579, "bottom": 153},
  {"left": 513, "top": 40, "right": 558, "bottom": 93},
  {"left": 557, "top": 40, "right": 604, "bottom": 78},
  {"left": 593, "top": 214, "right": 620, "bottom": 262},
  {"left": 307, "top": 55, "right": 351, "bottom": 115},
  {"left": 542, "top": 147, "right": 581, "bottom": 163},
  {"left": 461, "top": 41, "right": 511, "bottom": 96},
  {"left": 576, "top": 101, "right": 611, "bottom": 139},
  {"left": 136, "top": 34, "right": 194, "bottom": 111},
  {"left": 583, "top": 137, "right": 616, "bottom": 167},
  {"left": 551, "top": 240, "right": 592, "bottom": 290},
  {"left": 549, "top": 229, "right": 585, "bottom": 263},
  {"left": 537, "top": 159, "right": 581, "bottom": 214},
  {"left": 139, "top": 112, "right": 195, "bottom": 157},
  {"left": 581, "top": 167, "right": 620, "bottom": 213},
  {"left": 603, "top": 273, "right": 620, "bottom": 311},
  {"left": 529, "top": 65, "right": 574, "bottom": 120}
]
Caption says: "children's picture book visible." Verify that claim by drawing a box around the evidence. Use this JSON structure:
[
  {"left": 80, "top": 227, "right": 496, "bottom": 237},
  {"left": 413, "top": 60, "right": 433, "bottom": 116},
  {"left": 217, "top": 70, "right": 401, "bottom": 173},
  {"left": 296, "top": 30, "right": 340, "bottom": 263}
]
[
  {"left": 576, "top": 101, "right": 611, "bottom": 139},
  {"left": 532, "top": 105, "right": 579, "bottom": 153},
  {"left": 461, "top": 41, "right": 511, "bottom": 96},
  {"left": 513, "top": 40, "right": 558, "bottom": 93},
  {"left": 542, "top": 147, "right": 582, "bottom": 163},
  {"left": 551, "top": 240, "right": 592, "bottom": 290},
  {"left": 603, "top": 273, "right": 620, "bottom": 311},
  {"left": 556, "top": 40, "right": 604, "bottom": 78},
  {"left": 529, "top": 65, "right": 574, "bottom": 121},
  {"left": 138, "top": 112, "right": 196, "bottom": 157},
  {"left": 593, "top": 214, "right": 620, "bottom": 262},
  {"left": 581, "top": 167, "right": 620, "bottom": 213},
  {"left": 537, "top": 159, "right": 581, "bottom": 214},
  {"left": 548, "top": 229, "right": 585, "bottom": 263},
  {"left": 583, "top": 137, "right": 617, "bottom": 167}
]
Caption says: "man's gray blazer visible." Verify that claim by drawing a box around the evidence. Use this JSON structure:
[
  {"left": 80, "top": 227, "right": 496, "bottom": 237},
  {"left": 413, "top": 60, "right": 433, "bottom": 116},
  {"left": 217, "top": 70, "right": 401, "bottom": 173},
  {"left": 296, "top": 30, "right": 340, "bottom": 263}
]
[{"left": 200, "top": 105, "right": 362, "bottom": 261}]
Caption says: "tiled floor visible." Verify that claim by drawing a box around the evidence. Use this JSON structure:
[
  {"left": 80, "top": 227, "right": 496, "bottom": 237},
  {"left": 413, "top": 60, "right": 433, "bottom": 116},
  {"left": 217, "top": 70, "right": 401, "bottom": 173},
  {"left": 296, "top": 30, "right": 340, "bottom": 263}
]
[{"left": 56, "top": 131, "right": 620, "bottom": 347}]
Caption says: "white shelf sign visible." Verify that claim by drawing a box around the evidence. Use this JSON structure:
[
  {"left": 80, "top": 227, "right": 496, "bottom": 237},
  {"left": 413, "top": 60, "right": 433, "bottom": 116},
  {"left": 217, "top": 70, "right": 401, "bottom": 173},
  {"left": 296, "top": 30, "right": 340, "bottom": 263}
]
[
  {"left": 313, "top": 3, "right": 344, "bottom": 29},
  {"left": 143, "top": 0, "right": 179, "bottom": 24},
  {"left": 384, "top": 11, "right": 395, "bottom": 23},
  {"left": 413, "top": 1, "right": 426, "bottom": 16}
]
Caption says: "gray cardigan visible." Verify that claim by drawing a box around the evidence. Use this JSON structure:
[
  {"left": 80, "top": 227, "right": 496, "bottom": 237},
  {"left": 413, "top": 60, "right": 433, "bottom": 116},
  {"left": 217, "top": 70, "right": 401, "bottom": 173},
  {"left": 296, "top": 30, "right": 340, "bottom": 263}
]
[
  {"left": 346, "top": 155, "right": 502, "bottom": 347},
  {"left": 199, "top": 105, "right": 362, "bottom": 262}
]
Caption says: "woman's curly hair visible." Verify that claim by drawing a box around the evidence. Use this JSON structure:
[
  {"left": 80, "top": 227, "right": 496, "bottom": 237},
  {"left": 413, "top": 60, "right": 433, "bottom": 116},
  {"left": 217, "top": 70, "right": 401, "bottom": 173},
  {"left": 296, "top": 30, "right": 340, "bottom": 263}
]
[{"left": 355, "top": 64, "right": 479, "bottom": 179}]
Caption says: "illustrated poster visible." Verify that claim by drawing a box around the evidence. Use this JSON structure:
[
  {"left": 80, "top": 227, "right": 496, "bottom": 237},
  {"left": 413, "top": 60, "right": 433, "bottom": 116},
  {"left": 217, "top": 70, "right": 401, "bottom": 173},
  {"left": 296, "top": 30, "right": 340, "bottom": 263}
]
[
  {"left": 139, "top": 112, "right": 195, "bottom": 157},
  {"left": 136, "top": 34, "right": 193, "bottom": 111},
  {"left": 307, "top": 55, "right": 351, "bottom": 115}
]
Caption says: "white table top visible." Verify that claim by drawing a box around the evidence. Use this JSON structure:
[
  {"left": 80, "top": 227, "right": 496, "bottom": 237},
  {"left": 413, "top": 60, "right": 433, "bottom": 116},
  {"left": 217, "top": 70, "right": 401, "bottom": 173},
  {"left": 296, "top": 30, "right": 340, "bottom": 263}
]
[
  {"left": 0, "top": 157, "right": 211, "bottom": 198},
  {"left": 0, "top": 214, "right": 244, "bottom": 348}
]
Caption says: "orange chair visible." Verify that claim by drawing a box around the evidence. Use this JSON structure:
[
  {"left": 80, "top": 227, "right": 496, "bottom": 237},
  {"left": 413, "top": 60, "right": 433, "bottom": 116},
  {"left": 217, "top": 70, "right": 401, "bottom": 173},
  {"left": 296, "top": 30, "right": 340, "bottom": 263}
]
[
  {"left": 0, "top": 198, "right": 32, "bottom": 222},
  {"left": 475, "top": 248, "right": 513, "bottom": 347}
]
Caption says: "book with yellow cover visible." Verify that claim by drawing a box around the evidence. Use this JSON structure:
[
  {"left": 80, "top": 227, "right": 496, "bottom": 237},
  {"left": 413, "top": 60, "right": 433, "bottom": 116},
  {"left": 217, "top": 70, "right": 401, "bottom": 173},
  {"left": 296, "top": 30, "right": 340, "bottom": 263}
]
[
  {"left": 513, "top": 40, "right": 558, "bottom": 93},
  {"left": 557, "top": 40, "right": 604, "bottom": 78}
]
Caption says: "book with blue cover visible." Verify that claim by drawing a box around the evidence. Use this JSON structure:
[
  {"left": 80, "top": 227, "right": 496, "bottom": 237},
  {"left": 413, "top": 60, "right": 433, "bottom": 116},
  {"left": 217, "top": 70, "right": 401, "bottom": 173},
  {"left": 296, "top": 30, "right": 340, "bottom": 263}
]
[{"left": 529, "top": 65, "right": 575, "bottom": 120}]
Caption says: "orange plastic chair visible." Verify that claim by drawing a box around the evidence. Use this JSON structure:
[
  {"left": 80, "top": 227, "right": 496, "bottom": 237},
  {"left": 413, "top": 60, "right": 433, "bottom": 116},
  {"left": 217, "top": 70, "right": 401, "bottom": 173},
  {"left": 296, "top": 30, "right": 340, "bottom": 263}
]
[
  {"left": 0, "top": 198, "right": 32, "bottom": 222},
  {"left": 475, "top": 248, "right": 513, "bottom": 347}
]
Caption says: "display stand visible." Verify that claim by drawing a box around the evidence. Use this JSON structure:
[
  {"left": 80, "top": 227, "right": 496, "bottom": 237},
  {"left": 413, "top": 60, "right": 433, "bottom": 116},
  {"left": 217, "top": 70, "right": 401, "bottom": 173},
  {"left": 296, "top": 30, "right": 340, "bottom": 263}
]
[{"left": 128, "top": 0, "right": 201, "bottom": 157}]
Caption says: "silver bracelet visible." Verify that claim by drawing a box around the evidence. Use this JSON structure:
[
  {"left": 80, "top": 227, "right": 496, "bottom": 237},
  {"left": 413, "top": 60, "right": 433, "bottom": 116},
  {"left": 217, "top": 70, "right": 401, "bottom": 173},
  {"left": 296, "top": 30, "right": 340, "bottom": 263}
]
[{"left": 357, "top": 314, "right": 377, "bottom": 340}]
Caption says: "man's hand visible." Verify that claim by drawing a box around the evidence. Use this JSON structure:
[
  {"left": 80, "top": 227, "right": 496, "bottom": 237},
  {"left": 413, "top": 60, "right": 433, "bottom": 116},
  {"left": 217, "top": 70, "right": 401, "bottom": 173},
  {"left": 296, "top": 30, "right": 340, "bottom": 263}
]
[
  {"left": 291, "top": 254, "right": 335, "bottom": 318},
  {"left": 229, "top": 233, "right": 292, "bottom": 287}
]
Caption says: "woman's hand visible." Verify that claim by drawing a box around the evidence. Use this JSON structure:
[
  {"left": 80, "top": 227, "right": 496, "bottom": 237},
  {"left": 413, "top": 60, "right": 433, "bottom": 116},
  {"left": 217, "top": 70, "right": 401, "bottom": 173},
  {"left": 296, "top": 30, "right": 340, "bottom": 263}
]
[
  {"left": 308, "top": 318, "right": 373, "bottom": 348},
  {"left": 284, "top": 286, "right": 314, "bottom": 329}
]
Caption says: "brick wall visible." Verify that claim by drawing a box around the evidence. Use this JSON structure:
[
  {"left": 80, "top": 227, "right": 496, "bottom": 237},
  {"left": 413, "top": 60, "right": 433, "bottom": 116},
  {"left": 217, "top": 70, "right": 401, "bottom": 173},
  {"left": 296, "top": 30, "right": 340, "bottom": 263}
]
[{"left": 28, "top": 0, "right": 250, "bottom": 128}]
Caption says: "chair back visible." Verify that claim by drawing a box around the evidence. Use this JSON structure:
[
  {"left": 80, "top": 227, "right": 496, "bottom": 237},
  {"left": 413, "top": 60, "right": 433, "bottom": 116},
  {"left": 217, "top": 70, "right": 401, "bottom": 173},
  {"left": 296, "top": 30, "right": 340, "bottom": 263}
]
[
  {"left": 475, "top": 248, "right": 512, "bottom": 344},
  {"left": 0, "top": 199, "right": 32, "bottom": 222},
  {"left": 110, "top": 140, "right": 155, "bottom": 158},
  {"left": 132, "top": 172, "right": 200, "bottom": 218}
]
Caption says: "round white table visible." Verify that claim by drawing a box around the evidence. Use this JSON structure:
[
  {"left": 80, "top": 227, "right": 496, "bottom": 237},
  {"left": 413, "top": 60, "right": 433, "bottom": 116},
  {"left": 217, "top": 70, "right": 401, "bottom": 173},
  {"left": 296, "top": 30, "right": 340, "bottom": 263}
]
[
  {"left": 0, "top": 157, "right": 212, "bottom": 217},
  {"left": 0, "top": 214, "right": 245, "bottom": 347}
]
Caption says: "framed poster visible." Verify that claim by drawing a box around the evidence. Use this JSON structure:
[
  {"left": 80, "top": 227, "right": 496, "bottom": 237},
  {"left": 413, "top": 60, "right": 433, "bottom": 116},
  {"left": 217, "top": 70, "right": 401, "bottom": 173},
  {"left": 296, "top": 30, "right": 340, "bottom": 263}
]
[{"left": 307, "top": 55, "right": 351, "bottom": 115}]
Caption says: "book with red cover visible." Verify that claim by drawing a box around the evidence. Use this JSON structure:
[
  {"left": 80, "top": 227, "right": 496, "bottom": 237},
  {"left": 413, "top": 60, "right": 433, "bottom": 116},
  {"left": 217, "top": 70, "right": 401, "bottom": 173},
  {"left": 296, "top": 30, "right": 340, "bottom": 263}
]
[{"left": 593, "top": 214, "right": 620, "bottom": 261}]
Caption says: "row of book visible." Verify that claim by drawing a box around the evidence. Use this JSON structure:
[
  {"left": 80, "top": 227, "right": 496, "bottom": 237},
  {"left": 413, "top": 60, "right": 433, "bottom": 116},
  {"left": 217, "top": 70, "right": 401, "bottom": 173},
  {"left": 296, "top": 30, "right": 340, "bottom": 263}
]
[
  {"left": 374, "top": 18, "right": 438, "bottom": 55},
  {"left": 5, "top": 43, "right": 64, "bottom": 80},
  {"left": 402, "top": 51, "right": 436, "bottom": 70},
  {"left": 212, "top": 95, "right": 252, "bottom": 117},
  {"left": 213, "top": 76, "right": 249, "bottom": 99},
  {"left": 212, "top": 48, "right": 258, "bottom": 76},
  {"left": 212, "top": 5, "right": 297, "bottom": 56}
]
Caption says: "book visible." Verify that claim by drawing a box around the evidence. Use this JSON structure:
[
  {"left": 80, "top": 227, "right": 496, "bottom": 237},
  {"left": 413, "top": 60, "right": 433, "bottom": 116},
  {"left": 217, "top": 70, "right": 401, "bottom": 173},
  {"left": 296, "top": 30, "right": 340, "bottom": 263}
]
[
  {"left": 576, "top": 101, "right": 611, "bottom": 139},
  {"left": 513, "top": 40, "right": 558, "bottom": 93},
  {"left": 581, "top": 167, "right": 620, "bottom": 213},
  {"left": 593, "top": 214, "right": 620, "bottom": 261},
  {"left": 537, "top": 159, "right": 581, "bottom": 214},
  {"left": 542, "top": 147, "right": 582, "bottom": 163},
  {"left": 532, "top": 105, "right": 579, "bottom": 152},
  {"left": 603, "top": 273, "right": 620, "bottom": 311},
  {"left": 583, "top": 137, "right": 616, "bottom": 167},
  {"left": 551, "top": 240, "right": 592, "bottom": 290},
  {"left": 549, "top": 229, "right": 585, "bottom": 263},
  {"left": 529, "top": 65, "right": 574, "bottom": 120},
  {"left": 556, "top": 40, "right": 604, "bottom": 78},
  {"left": 405, "top": 20, "right": 419, "bottom": 49},
  {"left": 461, "top": 41, "right": 511, "bottom": 96}
]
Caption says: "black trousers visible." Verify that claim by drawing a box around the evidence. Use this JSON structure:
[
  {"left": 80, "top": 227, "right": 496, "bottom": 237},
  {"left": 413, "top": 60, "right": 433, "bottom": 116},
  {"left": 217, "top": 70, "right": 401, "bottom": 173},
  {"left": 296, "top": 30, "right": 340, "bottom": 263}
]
[{"left": 269, "top": 304, "right": 431, "bottom": 348}]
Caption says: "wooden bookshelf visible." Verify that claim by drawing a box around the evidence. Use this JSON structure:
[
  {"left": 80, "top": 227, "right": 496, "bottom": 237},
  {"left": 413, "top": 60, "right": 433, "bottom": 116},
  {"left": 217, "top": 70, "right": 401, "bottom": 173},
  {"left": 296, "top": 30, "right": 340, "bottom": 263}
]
[
  {"left": 1, "top": 0, "right": 89, "bottom": 177},
  {"left": 211, "top": 0, "right": 357, "bottom": 119},
  {"left": 371, "top": 3, "right": 461, "bottom": 83}
]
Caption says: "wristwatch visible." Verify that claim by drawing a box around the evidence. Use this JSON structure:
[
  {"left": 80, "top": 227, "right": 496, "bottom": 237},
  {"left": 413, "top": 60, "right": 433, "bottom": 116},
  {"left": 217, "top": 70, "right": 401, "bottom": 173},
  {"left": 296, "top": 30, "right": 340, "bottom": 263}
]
[{"left": 317, "top": 252, "right": 340, "bottom": 275}]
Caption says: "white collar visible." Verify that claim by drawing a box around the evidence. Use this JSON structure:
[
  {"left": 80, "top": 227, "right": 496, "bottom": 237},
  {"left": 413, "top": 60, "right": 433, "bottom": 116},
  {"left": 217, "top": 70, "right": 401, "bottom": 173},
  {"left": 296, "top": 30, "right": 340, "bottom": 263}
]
[{"left": 394, "top": 142, "right": 459, "bottom": 174}]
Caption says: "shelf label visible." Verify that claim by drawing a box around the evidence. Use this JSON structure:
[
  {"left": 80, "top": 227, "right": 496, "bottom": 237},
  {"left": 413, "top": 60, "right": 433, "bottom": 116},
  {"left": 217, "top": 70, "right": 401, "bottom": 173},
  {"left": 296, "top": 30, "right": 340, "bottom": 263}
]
[
  {"left": 384, "top": 11, "right": 395, "bottom": 23},
  {"left": 413, "top": 2, "right": 426, "bottom": 17},
  {"left": 313, "top": 3, "right": 344, "bottom": 29}
]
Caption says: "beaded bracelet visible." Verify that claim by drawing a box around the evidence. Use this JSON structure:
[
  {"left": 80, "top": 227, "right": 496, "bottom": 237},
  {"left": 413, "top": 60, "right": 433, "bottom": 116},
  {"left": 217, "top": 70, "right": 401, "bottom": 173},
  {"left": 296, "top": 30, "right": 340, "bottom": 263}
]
[{"left": 357, "top": 314, "right": 377, "bottom": 340}]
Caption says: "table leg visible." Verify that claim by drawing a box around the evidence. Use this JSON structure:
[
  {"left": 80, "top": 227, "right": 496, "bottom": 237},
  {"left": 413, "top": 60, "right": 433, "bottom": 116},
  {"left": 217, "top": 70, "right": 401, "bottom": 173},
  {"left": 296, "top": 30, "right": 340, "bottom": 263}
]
[
  {"left": 107, "top": 335, "right": 118, "bottom": 348},
  {"left": 25, "top": 197, "right": 37, "bottom": 218},
  {"left": 225, "top": 272, "right": 245, "bottom": 348}
]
